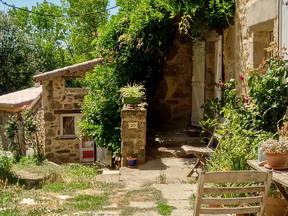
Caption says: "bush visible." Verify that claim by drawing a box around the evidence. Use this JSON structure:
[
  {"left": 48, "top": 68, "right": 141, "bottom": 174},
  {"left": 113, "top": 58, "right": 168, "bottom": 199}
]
[
  {"left": 0, "top": 151, "right": 14, "bottom": 181},
  {"left": 203, "top": 55, "right": 287, "bottom": 171}
]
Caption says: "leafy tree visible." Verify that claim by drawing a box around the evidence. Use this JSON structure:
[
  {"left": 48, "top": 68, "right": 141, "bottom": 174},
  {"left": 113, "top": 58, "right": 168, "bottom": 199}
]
[
  {"left": 0, "top": 12, "right": 43, "bottom": 94},
  {"left": 10, "top": 2, "right": 71, "bottom": 71},
  {"left": 63, "top": 0, "right": 109, "bottom": 62},
  {"left": 80, "top": 0, "right": 235, "bottom": 153}
]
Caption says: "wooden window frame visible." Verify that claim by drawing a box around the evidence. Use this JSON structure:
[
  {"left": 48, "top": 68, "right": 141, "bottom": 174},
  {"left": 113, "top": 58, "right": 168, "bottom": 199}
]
[{"left": 60, "top": 113, "right": 81, "bottom": 138}]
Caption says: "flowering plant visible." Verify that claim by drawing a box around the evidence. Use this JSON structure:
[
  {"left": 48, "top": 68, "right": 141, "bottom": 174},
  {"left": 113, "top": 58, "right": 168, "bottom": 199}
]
[{"left": 261, "top": 137, "right": 288, "bottom": 153}]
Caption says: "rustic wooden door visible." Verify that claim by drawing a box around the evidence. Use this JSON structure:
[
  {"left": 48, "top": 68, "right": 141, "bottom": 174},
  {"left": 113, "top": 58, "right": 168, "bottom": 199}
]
[{"left": 191, "top": 41, "right": 206, "bottom": 125}]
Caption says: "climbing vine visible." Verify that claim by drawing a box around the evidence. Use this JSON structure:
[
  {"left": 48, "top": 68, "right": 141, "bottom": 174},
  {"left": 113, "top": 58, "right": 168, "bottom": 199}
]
[{"left": 80, "top": 0, "right": 235, "bottom": 153}]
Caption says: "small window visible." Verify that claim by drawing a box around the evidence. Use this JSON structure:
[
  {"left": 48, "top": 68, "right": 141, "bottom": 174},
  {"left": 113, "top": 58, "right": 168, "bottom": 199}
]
[
  {"left": 60, "top": 114, "right": 81, "bottom": 137},
  {"left": 62, "top": 116, "right": 75, "bottom": 135},
  {"left": 65, "top": 78, "right": 84, "bottom": 88}
]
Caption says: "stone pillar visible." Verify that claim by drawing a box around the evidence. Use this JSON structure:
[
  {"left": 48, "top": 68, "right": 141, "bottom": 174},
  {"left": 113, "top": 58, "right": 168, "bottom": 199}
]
[{"left": 121, "top": 106, "right": 147, "bottom": 167}]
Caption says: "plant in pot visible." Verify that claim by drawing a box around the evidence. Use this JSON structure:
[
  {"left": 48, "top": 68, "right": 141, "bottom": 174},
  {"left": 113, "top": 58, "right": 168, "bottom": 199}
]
[
  {"left": 261, "top": 137, "right": 288, "bottom": 169},
  {"left": 127, "top": 153, "right": 137, "bottom": 168},
  {"left": 119, "top": 84, "right": 145, "bottom": 108}
]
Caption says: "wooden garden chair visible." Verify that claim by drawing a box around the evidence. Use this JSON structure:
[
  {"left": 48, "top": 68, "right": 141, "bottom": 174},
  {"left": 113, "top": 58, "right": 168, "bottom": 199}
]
[
  {"left": 193, "top": 170, "right": 272, "bottom": 216},
  {"left": 185, "top": 132, "right": 216, "bottom": 177}
]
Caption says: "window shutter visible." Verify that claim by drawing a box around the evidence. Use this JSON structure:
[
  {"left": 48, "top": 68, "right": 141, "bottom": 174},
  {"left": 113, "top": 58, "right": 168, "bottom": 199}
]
[
  {"left": 214, "top": 36, "right": 222, "bottom": 100},
  {"left": 280, "top": 0, "right": 288, "bottom": 60}
]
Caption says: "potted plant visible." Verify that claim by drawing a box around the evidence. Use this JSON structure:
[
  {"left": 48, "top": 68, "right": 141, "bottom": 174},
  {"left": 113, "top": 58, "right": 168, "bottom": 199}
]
[
  {"left": 127, "top": 154, "right": 137, "bottom": 168},
  {"left": 261, "top": 137, "right": 288, "bottom": 169},
  {"left": 119, "top": 83, "right": 145, "bottom": 108}
]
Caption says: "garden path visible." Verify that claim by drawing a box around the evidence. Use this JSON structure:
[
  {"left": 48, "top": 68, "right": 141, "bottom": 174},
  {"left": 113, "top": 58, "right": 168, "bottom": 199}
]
[{"left": 96, "top": 158, "right": 228, "bottom": 216}]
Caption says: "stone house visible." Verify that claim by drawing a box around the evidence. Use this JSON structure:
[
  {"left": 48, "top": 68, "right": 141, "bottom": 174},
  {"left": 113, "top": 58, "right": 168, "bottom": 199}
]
[
  {"left": 0, "top": 86, "right": 43, "bottom": 150},
  {"left": 33, "top": 58, "right": 102, "bottom": 163},
  {"left": 0, "top": 59, "right": 102, "bottom": 163},
  {"left": 145, "top": 0, "right": 286, "bottom": 161},
  {"left": 150, "top": 0, "right": 283, "bottom": 131}
]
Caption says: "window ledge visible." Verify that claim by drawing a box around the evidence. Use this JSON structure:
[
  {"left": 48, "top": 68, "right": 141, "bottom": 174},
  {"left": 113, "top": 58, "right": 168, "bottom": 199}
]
[{"left": 55, "top": 136, "right": 78, "bottom": 140}]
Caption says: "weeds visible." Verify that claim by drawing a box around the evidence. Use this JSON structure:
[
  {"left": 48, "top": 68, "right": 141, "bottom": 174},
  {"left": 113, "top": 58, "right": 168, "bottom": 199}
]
[
  {"left": 157, "top": 172, "right": 167, "bottom": 184},
  {"left": 68, "top": 194, "right": 108, "bottom": 211},
  {"left": 42, "top": 182, "right": 91, "bottom": 193},
  {"left": 157, "top": 203, "right": 174, "bottom": 216}
]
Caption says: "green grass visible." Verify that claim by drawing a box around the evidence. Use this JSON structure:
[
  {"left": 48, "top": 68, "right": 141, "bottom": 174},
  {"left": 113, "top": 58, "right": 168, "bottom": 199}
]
[
  {"left": 42, "top": 182, "right": 91, "bottom": 192},
  {"left": 0, "top": 191, "right": 13, "bottom": 207},
  {"left": 68, "top": 194, "right": 108, "bottom": 211},
  {"left": 157, "top": 203, "right": 174, "bottom": 216},
  {"left": 65, "top": 164, "right": 99, "bottom": 178},
  {"left": 0, "top": 210, "right": 20, "bottom": 216}
]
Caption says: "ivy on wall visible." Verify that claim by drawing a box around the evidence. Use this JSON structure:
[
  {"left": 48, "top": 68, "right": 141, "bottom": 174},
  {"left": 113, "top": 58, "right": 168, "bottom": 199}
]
[{"left": 79, "top": 0, "right": 235, "bottom": 153}]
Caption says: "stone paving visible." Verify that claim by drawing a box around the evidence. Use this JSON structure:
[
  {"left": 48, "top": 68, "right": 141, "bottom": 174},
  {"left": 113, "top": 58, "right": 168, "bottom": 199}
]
[{"left": 95, "top": 158, "right": 229, "bottom": 216}]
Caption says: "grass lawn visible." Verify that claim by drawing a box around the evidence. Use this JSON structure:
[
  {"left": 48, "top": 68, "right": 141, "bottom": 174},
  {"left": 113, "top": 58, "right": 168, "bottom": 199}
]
[{"left": 0, "top": 161, "right": 174, "bottom": 216}]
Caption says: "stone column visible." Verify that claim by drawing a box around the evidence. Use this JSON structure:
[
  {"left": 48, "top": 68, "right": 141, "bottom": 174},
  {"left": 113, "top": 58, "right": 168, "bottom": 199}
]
[{"left": 121, "top": 105, "right": 147, "bottom": 167}]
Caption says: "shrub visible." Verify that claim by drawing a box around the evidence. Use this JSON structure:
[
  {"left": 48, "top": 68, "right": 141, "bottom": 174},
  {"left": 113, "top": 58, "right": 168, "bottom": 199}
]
[
  {"left": 0, "top": 151, "right": 14, "bottom": 181},
  {"left": 204, "top": 54, "right": 287, "bottom": 171}
]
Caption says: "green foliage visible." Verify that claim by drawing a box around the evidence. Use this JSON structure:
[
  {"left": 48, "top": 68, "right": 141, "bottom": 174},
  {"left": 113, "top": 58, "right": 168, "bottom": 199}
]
[
  {"left": 5, "top": 109, "right": 43, "bottom": 161},
  {"left": 248, "top": 58, "right": 288, "bottom": 132},
  {"left": 0, "top": 152, "right": 14, "bottom": 181},
  {"left": 62, "top": 0, "right": 109, "bottom": 61},
  {"left": 42, "top": 182, "right": 91, "bottom": 192},
  {"left": 82, "top": 0, "right": 235, "bottom": 153},
  {"left": 0, "top": 12, "right": 43, "bottom": 95},
  {"left": 157, "top": 203, "right": 175, "bottom": 216},
  {"left": 79, "top": 65, "right": 121, "bottom": 153},
  {"left": 68, "top": 194, "right": 108, "bottom": 211},
  {"left": 5, "top": 115, "right": 18, "bottom": 140},
  {"left": 65, "top": 164, "right": 99, "bottom": 177},
  {"left": 204, "top": 56, "right": 288, "bottom": 172},
  {"left": 119, "top": 83, "right": 145, "bottom": 99}
]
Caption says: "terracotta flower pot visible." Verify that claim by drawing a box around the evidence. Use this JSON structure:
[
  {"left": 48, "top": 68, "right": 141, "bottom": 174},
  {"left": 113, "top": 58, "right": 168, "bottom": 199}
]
[{"left": 264, "top": 152, "right": 288, "bottom": 169}]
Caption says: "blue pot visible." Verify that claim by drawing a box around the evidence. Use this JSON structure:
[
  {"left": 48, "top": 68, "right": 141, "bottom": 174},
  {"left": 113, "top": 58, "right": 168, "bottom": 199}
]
[{"left": 127, "top": 158, "right": 137, "bottom": 167}]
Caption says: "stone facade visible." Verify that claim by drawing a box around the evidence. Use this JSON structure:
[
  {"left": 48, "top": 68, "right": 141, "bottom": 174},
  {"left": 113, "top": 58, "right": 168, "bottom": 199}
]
[
  {"left": 151, "top": 34, "right": 193, "bottom": 130},
  {"left": 121, "top": 106, "right": 147, "bottom": 166},
  {"left": 223, "top": 0, "right": 278, "bottom": 92},
  {"left": 41, "top": 77, "right": 87, "bottom": 163}
]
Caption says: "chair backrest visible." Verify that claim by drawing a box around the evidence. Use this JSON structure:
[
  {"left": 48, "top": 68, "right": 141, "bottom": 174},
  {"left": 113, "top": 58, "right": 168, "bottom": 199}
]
[{"left": 193, "top": 170, "right": 272, "bottom": 216}]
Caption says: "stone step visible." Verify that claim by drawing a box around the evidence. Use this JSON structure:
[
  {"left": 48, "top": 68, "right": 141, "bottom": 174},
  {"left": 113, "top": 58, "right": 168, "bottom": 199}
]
[
  {"left": 147, "top": 146, "right": 199, "bottom": 159},
  {"left": 150, "top": 136, "right": 202, "bottom": 147}
]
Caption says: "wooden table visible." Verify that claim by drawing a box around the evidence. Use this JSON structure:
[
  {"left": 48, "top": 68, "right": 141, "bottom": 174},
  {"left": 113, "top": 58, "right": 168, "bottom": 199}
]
[{"left": 248, "top": 160, "right": 288, "bottom": 201}]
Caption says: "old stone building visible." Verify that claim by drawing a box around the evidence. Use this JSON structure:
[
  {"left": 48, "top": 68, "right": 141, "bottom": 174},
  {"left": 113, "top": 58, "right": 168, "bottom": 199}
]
[
  {"left": 0, "top": 86, "right": 43, "bottom": 150},
  {"left": 0, "top": 59, "right": 103, "bottom": 163},
  {"left": 33, "top": 59, "right": 102, "bottom": 163}
]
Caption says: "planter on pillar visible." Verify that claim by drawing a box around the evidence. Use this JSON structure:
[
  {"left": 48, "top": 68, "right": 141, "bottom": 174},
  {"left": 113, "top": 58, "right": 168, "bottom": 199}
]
[{"left": 121, "top": 105, "right": 147, "bottom": 167}]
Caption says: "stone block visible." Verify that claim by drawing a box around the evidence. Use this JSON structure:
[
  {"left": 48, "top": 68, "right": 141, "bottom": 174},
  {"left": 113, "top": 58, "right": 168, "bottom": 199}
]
[
  {"left": 64, "top": 104, "right": 73, "bottom": 109},
  {"left": 44, "top": 112, "right": 55, "bottom": 121},
  {"left": 56, "top": 149, "right": 70, "bottom": 154},
  {"left": 50, "top": 101, "right": 62, "bottom": 109},
  {"left": 46, "top": 129, "right": 56, "bottom": 137}
]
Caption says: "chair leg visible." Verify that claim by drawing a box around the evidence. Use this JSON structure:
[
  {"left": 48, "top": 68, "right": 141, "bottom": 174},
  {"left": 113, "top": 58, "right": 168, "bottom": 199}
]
[
  {"left": 187, "top": 156, "right": 203, "bottom": 177},
  {"left": 187, "top": 155, "right": 209, "bottom": 177}
]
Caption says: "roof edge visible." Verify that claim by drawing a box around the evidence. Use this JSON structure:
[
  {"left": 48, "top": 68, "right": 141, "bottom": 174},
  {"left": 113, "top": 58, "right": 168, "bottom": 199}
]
[{"left": 33, "top": 58, "right": 102, "bottom": 82}]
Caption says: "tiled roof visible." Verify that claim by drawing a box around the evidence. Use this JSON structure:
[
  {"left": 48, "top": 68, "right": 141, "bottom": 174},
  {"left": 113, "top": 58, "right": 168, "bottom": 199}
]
[{"left": 0, "top": 86, "right": 42, "bottom": 109}]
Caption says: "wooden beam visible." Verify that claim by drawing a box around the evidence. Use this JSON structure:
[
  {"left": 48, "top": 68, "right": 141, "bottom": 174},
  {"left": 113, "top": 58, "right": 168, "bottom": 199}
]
[{"left": 54, "top": 109, "right": 81, "bottom": 114}]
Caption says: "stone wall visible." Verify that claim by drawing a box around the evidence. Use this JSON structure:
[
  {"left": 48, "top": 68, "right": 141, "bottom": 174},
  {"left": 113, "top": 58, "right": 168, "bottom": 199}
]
[
  {"left": 121, "top": 106, "right": 147, "bottom": 166},
  {"left": 151, "top": 34, "right": 193, "bottom": 130},
  {"left": 42, "top": 77, "right": 87, "bottom": 163},
  {"left": 223, "top": 0, "right": 278, "bottom": 93},
  {"left": 0, "top": 111, "right": 10, "bottom": 149}
]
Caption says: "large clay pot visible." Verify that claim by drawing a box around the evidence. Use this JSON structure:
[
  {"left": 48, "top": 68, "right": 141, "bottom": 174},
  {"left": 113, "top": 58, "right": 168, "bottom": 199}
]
[{"left": 264, "top": 152, "right": 288, "bottom": 169}]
